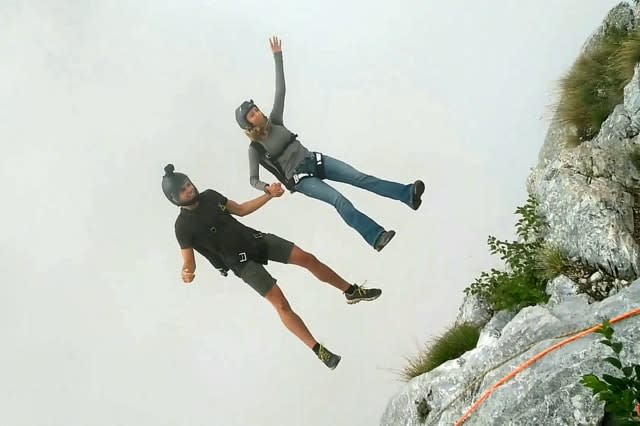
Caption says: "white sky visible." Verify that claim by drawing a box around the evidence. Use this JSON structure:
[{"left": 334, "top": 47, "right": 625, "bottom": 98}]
[{"left": 0, "top": 1, "right": 622, "bottom": 425}]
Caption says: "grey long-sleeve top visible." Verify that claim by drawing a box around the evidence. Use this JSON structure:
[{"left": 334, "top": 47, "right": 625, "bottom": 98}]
[{"left": 248, "top": 51, "right": 311, "bottom": 191}]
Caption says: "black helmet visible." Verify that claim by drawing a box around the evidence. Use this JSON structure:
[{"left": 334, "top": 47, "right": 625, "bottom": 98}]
[
  {"left": 235, "top": 99, "right": 256, "bottom": 130},
  {"left": 162, "top": 164, "right": 199, "bottom": 206}
]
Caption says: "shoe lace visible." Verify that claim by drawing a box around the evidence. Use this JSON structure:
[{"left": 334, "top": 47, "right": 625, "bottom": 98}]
[
  {"left": 352, "top": 280, "right": 370, "bottom": 296},
  {"left": 318, "top": 344, "right": 330, "bottom": 362}
]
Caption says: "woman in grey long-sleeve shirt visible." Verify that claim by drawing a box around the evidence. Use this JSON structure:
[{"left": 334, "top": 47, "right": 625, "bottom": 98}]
[{"left": 234, "top": 36, "right": 425, "bottom": 252}]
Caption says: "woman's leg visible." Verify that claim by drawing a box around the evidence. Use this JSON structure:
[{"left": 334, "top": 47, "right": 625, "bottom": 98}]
[
  {"left": 322, "top": 154, "right": 419, "bottom": 207},
  {"left": 294, "top": 176, "right": 385, "bottom": 247}
]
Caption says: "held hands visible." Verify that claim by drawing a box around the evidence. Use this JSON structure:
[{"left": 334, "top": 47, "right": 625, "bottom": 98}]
[
  {"left": 181, "top": 268, "right": 195, "bottom": 284},
  {"left": 265, "top": 182, "right": 285, "bottom": 197},
  {"left": 269, "top": 36, "right": 282, "bottom": 54}
]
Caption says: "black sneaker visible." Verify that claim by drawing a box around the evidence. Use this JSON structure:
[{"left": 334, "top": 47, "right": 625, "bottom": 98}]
[
  {"left": 316, "top": 344, "right": 341, "bottom": 370},
  {"left": 344, "top": 283, "right": 382, "bottom": 304},
  {"left": 374, "top": 230, "right": 396, "bottom": 252},
  {"left": 411, "top": 180, "right": 425, "bottom": 210}
]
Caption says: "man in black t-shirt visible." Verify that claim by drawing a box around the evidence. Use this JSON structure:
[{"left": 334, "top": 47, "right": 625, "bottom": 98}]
[{"left": 162, "top": 164, "right": 382, "bottom": 370}]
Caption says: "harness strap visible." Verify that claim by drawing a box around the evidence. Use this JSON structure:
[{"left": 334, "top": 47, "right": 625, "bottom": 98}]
[
  {"left": 251, "top": 135, "right": 325, "bottom": 190},
  {"left": 237, "top": 232, "right": 264, "bottom": 263},
  {"left": 293, "top": 152, "right": 325, "bottom": 183}
]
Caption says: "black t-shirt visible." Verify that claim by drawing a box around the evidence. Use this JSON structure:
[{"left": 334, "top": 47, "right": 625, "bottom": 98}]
[{"left": 175, "top": 189, "right": 262, "bottom": 270}]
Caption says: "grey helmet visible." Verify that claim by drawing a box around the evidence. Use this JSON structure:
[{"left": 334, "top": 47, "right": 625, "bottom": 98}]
[
  {"left": 162, "top": 164, "right": 199, "bottom": 206},
  {"left": 235, "top": 99, "right": 257, "bottom": 130}
]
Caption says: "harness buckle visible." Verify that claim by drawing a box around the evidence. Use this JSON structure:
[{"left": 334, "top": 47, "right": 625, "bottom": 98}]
[
  {"left": 238, "top": 252, "right": 247, "bottom": 262},
  {"left": 293, "top": 172, "right": 312, "bottom": 184}
]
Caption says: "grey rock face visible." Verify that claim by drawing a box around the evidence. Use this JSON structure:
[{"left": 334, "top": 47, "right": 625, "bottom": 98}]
[
  {"left": 527, "top": 63, "right": 640, "bottom": 280},
  {"left": 380, "top": 281, "right": 640, "bottom": 426},
  {"left": 545, "top": 275, "right": 592, "bottom": 307},
  {"left": 455, "top": 293, "right": 493, "bottom": 329},
  {"left": 476, "top": 310, "right": 517, "bottom": 348}
]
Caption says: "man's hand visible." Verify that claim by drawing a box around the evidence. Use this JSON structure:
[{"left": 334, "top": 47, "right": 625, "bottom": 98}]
[
  {"left": 181, "top": 268, "right": 195, "bottom": 284},
  {"left": 269, "top": 36, "right": 282, "bottom": 53},
  {"left": 265, "top": 182, "right": 284, "bottom": 197}
]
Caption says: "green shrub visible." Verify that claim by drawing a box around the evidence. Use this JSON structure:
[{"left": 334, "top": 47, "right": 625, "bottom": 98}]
[
  {"left": 556, "top": 25, "right": 640, "bottom": 147},
  {"left": 486, "top": 269, "right": 548, "bottom": 311},
  {"left": 580, "top": 320, "right": 640, "bottom": 424},
  {"left": 465, "top": 195, "right": 550, "bottom": 311},
  {"left": 533, "top": 245, "right": 572, "bottom": 282},
  {"left": 612, "top": 27, "right": 640, "bottom": 82},
  {"left": 401, "top": 323, "right": 480, "bottom": 381}
]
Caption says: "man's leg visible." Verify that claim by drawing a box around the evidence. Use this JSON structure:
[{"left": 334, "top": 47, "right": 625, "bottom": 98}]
[
  {"left": 287, "top": 245, "right": 351, "bottom": 292},
  {"left": 262, "top": 233, "right": 382, "bottom": 303},
  {"left": 286, "top": 244, "right": 382, "bottom": 304},
  {"left": 264, "top": 283, "right": 318, "bottom": 349},
  {"left": 249, "top": 271, "right": 341, "bottom": 370}
]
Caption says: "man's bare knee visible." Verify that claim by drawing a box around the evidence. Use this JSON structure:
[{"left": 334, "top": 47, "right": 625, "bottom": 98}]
[
  {"left": 265, "top": 285, "right": 292, "bottom": 313},
  {"left": 288, "top": 246, "right": 317, "bottom": 267},
  {"left": 274, "top": 299, "right": 291, "bottom": 313},
  {"left": 303, "top": 252, "right": 319, "bottom": 268}
]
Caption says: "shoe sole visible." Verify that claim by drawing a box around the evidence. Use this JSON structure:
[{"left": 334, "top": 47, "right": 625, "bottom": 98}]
[
  {"left": 375, "top": 231, "right": 396, "bottom": 252},
  {"left": 346, "top": 293, "right": 382, "bottom": 304},
  {"left": 412, "top": 180, "right": 425, "bottom": 210},
  {"left": 328, "top": 356, "right": 341, "bottom": 370}
]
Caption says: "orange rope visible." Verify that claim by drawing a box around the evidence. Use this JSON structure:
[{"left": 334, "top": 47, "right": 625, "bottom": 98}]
[{"left": 454, "top": 306, "right": 640, "bottom": 426}]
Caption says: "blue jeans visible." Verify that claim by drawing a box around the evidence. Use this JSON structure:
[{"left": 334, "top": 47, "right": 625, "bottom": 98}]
[{"left": 293, "top": 153, "right": 413, "bottom": 247}]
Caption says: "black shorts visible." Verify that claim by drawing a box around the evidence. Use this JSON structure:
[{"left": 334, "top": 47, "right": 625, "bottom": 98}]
[{"left": 237, "top": 233, "right": 295, "bottom": 297}]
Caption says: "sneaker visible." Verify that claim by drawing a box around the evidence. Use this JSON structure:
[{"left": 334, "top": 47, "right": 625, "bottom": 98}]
[
  {"left": 374, "top": 230, "right": 396, "bottom": 252},
  {"left": 411, "top": 180, "right": 425, "bottom": 210},
  {"left": 316, "top": 344, "right": 341, "bottom": 370},
  {"left": 344, "top": 283, "right": 382, "bottom": 304}
]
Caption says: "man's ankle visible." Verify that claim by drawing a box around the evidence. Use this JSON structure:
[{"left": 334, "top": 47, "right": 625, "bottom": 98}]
[{"left": 344, "top": 284, "right": 357, "bottom": 294}]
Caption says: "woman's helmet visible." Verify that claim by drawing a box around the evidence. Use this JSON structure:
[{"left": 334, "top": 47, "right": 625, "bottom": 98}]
[{"left": 235, "top": 99, "right": 256, "bottom": 130}]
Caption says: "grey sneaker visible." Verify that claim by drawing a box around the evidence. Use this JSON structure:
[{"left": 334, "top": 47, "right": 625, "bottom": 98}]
[
  {"left": 317, "top": 344, "right": 341, "bottom": 370},
  {"left": 374, "top": 230, "right": 396, "bottom": 252},
  {"left": 344, "top": 284, "right": 382, "bottom": 304},
  {"left": 411, "top": 180, "right": 425, "bottom": 210}
]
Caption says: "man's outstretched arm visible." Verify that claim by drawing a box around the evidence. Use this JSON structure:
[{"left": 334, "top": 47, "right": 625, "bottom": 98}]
[{"left": 225, "top": 183, "right": 284, "bottom": 217}]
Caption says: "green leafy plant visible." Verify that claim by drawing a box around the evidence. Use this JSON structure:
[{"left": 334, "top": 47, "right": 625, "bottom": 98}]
[
  {"left": 465, "top": 195, "right": 550, "bottom": 311},
  {"left": 401, "top": 323, "right": 480, "bottom": 381},
  {"left": 580, "top": 320, "right": 640, "bottom": 425}
]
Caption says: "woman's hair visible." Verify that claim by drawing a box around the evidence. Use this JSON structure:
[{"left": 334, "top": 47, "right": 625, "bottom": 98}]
[{"left": 244, "top": 116, "right": 271, "bottom": 141}]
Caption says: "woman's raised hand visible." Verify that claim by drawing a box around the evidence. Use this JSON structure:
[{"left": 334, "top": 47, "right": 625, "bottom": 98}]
[{"left": 269, "top": 36, "right": 282, "bottom": 53}]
